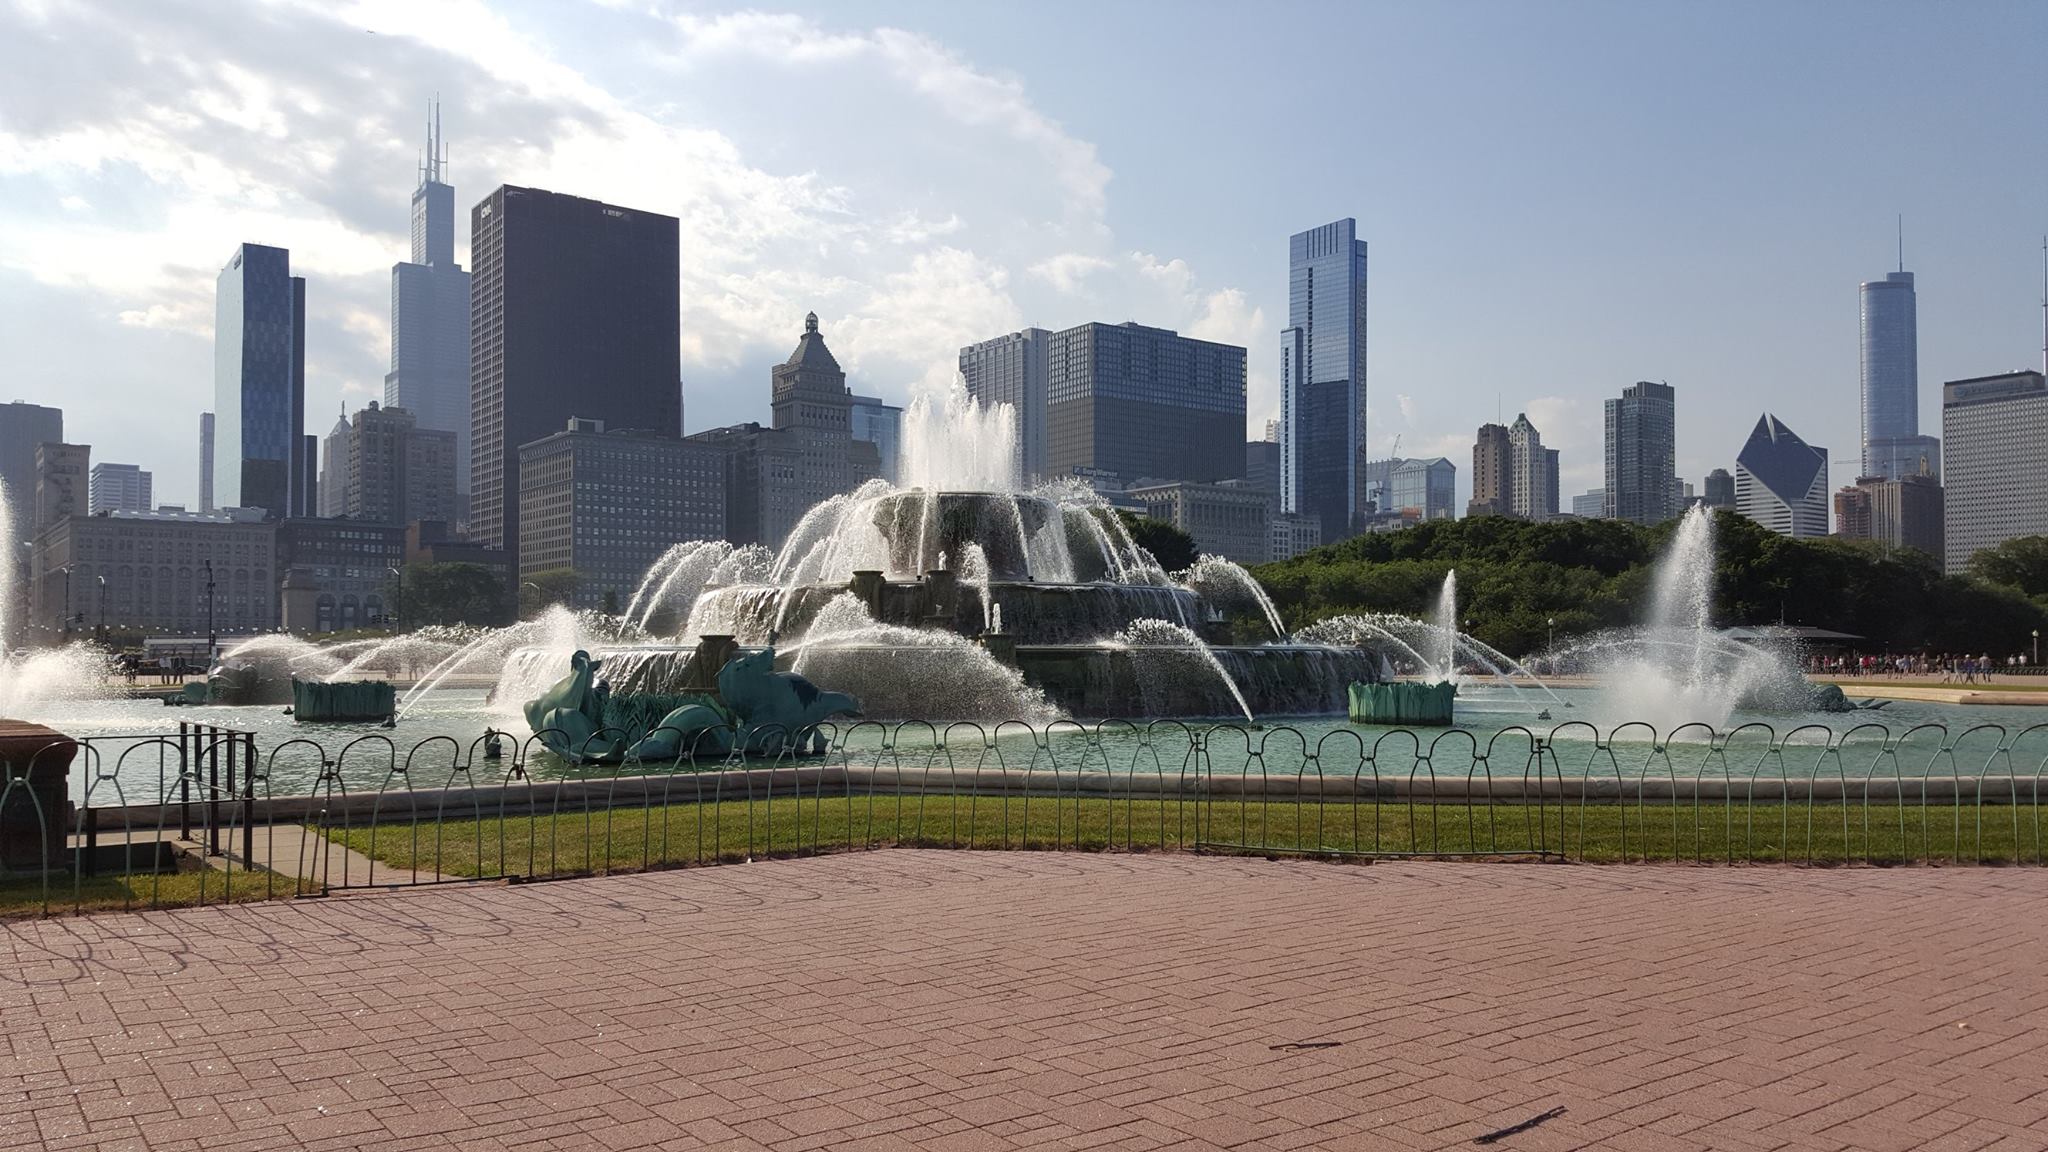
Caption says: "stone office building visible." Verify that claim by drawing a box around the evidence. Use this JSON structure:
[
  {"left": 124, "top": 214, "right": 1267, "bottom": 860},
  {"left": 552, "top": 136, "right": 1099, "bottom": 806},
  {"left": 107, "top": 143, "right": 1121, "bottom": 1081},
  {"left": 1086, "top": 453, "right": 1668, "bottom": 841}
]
[
  {"left": 30, "top": 507, "right": 276, "bottom": 638},
  {"left": 517, "top": 418, "right": 727, "bottom": 609}
]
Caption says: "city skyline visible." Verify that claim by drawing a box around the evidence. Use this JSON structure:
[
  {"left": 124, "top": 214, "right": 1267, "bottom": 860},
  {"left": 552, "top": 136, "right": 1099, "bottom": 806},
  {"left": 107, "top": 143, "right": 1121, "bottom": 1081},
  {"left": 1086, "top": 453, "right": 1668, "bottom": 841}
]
[{"left": 2, "top": 2, "right": 2046, "bottom": 516}]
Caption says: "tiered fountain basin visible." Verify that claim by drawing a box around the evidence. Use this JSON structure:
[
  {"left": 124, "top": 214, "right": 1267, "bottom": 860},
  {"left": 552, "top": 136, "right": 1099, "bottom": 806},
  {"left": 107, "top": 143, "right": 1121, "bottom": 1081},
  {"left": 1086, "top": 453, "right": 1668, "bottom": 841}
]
[{"left": 538, "top": 490, "right": 1384, "bottom": 720}]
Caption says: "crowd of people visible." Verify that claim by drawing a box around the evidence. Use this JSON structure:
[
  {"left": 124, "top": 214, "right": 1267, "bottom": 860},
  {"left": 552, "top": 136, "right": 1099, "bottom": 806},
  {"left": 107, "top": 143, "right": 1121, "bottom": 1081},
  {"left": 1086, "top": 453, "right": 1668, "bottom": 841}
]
[{"left": 1803, "top": 652, "right": 2038, "bottom": 682}]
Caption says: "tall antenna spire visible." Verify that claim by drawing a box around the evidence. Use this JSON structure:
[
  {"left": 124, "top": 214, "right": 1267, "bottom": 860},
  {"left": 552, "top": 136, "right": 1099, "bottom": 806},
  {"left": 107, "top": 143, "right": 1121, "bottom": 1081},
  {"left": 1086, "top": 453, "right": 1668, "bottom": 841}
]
[
  {"left": 1896, "top": 214, "right": 1904, "bottom": 273},
  {"left": 422, "top": 96, "right": 445, "bottom": 185},
  {"left": 2040, "top": 234, "right": 2046, "bottom": 375}
]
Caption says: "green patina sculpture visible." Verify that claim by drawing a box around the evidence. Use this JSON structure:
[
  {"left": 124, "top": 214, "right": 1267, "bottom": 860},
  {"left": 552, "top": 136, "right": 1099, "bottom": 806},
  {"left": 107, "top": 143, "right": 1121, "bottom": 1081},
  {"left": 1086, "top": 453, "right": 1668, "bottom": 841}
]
[
  {"left": 523, "top": 646, "right": 861, "bottom": 761},
  {"left": 716, "top": 647, "right": 862, "bottom": 754},
  {"left": 524, "top": 650, "right": 618, "bottom": 760}
]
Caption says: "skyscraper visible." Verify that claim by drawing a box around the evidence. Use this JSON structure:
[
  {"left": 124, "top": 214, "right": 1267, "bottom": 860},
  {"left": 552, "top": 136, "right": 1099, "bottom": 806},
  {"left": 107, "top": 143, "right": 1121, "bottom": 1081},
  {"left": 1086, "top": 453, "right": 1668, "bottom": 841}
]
[
  {"left": 0, "top": 401, "right": 62, "bottom": 545},
  {"left": 959, "top": 328, "right": 1050, "bottom": 482},
  {"left": 1508, "top": 414, "right": 1551, "bottom": 521},
  {"left": 1734, "top": 414, "right": 1829, "bottom": 538},
  {"left": 1941, "top": 370, "right": 2048, "bottom": 573},
  {"left": 1544, "top": 447, "right": 1561, "bottom": 523},
  {"left": 198, "top": 412, "right": 215, "bottom": 513},
  {"left": 1468, "top": 423, "right": 1510, "bottom": 516},
  {"left": 1702, "top": 467, "right": 1735, "bottom": 508},
  {"left": 327, "top": 402, "right": 460, "bottom": 525},
  {"left": 772, "top": 312, "right": 859, "bottom": 511},
  {"left": 1860, "top": 269, "right": 1939, "bottom": 480},
  {"left": 1603, "top": 381, "right": 1677, "bottom": 525},
  {"left": 849, "top": 395, "right": 903, "bottom": 484},
  {"left": 214, "top": 243, "right": 307, "bottom": 518},
  {"left": 1045, "top": 322, "right": 1246, "bottom": 484},
  {"left": 1280, "top": 218, "right": 1367, "bottom": 542},
  {"left": 469, "top": 185, "right": 680, "bottom": 561},
  {"left": 385, "top": 102, "right": 474, "bottom": 511},
  {"left": 1835, "top": 473, "right": 1942, "bottom": 557}
]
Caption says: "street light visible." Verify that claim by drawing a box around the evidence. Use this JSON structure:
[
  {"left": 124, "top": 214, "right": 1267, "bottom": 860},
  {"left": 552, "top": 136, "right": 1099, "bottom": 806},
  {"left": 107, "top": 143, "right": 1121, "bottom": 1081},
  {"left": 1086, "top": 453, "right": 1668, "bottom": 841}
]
[
  {"left": 521, "top": 581, "right": 541, "bottom": 620},
  {"left": 204, "top": 559, "right": 216, "bottom": 665},
  {"left": 95, "top": 575, "right": 107, "bottom": 643},
  {"left": 2035, "top": 629, "right": 2040, "bottom": 666},
  {"left": 387, "top": 566, "right": 404, "bottom": 629},
  {"left": 1547, "top": 617, "right": 1556, "bottom": 652}
]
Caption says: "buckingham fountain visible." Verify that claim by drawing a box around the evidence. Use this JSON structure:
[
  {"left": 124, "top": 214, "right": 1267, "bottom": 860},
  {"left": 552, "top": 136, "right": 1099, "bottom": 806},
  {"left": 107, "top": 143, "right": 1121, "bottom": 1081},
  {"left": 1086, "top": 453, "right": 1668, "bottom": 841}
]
[{"left": 495, "top": 390, "right": 1383, "bottom": 725}]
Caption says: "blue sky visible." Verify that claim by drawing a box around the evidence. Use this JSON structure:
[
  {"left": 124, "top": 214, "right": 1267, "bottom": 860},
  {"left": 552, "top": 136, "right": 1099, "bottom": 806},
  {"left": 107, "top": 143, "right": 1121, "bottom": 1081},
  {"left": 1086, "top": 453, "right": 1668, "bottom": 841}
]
[{"left": 1, "top": 0, "right": 2043, "bottom": 510}]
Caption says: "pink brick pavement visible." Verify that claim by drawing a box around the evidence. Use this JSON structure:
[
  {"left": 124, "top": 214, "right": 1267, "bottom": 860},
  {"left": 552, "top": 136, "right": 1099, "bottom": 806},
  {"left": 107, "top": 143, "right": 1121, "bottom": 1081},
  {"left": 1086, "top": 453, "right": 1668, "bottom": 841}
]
[{"left": 5, "top": 852, "right": 2048, "bottom": 1151}]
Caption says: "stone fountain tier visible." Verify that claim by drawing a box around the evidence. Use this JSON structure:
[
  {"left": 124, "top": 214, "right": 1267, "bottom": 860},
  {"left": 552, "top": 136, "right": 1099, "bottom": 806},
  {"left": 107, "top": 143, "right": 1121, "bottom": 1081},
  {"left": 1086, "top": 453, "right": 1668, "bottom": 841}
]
[
  {"left": 1009, "top": 645, "right": 1385, "bottom": 719},
  {"left": 578, "top": 641, "right": 1381, "bottom": 721},
  {"left": 859, "top": 491, "right": 1136, "bottom": 583},
  {"left": 693, "top": 577, "right": 1210, "bottom": 647}
]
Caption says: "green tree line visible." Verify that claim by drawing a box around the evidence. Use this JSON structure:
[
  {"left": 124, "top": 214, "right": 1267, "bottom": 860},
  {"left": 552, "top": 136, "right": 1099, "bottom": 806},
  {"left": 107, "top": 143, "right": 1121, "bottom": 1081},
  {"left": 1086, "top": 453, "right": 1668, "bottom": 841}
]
[{"left": 1252, "top": 513, "right": 2048, "bottom": 659}]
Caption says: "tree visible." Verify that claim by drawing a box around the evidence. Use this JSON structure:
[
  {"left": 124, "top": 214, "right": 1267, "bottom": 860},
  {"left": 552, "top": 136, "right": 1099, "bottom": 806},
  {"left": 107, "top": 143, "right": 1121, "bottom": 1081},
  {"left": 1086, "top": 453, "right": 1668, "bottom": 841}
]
[
  {"left": 1116, "top": 511, "right": 1198, "bottom": 573},
  {"left": 1967, "top": 536, "right": 2048, "bottom": 600},
  {"left": 396, "top": 563, "right": 513, "bottom": 627},
  {"left": 520, "top": 568, "right": 581, "bottom": 618}
]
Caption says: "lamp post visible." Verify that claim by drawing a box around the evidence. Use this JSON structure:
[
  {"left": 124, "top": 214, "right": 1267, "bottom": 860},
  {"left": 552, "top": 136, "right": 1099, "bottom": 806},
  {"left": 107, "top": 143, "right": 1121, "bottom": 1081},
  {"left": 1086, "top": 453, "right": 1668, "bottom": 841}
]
[
  {"left": 2035, "top": 629, "right": 2040, "bottom": 667},
  {"left": 521, "top": 581, "right": 541, "bottom": 620},
  {"left": 96, "top": 575, "right": 107, "bottom": 643},
  {"left": 387, "top": 566, "right": 403, "bottom": 629},
  {"left": 59, "top": 566, "right": 71, "bottom": 643},
  {"left": 204, "top": 559, "right": 216, "bottom": 665},
  {"left": 1547, "top": 617, "right": 1556, "bottom": 652}
]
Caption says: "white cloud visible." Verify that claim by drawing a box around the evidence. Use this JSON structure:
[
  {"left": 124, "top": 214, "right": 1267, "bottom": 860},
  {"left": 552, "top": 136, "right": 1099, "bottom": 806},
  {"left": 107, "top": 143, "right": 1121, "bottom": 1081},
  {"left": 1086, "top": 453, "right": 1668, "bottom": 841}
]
[{"left": 1028, "top": 253, "right": 1113, "bottom": 294}]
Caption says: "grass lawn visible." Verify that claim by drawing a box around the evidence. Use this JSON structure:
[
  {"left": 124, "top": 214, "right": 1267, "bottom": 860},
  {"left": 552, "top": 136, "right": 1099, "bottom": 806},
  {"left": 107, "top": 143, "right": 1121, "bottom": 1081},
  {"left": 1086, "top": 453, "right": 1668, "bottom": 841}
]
[
  {"left": 0, "top": 867, "right": 291, "bottom": 918},
  {"left": 327, "top": 792, "right": 2048, "bottom": 878}
]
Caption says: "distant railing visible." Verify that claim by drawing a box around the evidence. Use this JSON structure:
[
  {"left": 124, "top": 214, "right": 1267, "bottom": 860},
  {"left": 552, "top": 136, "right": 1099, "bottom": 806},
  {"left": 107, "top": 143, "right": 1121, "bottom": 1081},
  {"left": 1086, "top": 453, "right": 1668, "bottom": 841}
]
[{"left": 4, "top": 718, "right": 2047, "bottom": 918}]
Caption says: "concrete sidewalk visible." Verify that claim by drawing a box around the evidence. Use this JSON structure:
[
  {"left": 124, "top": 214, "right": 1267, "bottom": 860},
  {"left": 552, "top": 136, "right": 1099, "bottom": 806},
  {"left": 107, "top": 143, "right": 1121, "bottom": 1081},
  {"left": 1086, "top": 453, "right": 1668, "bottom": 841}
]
[{"left": 5, "top": 852, "right": 2048, "bottom": 1150}]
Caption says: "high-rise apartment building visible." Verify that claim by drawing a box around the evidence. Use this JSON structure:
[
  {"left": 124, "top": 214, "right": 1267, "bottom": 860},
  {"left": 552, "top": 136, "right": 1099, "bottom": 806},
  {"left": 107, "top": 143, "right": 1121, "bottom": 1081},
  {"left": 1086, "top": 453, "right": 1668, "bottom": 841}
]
[
  {"left": 1046, "top": 322, "right": 1246, "bottom": 484},
  {"left": 1860, "top": 269, "right": 1940, "bottom": 481},
  {"left": 1279, "top": 218, "right": 1368, "bottom": 542},
  {"left": 959, "top": 328, "right": 1050, "bottom": 483},
  {"left": 1468, "top": 423, "right": 1510, "bottom": 516},
  {"left": 385, "top": 104, "right": 474, "bottom": 510},
  {"left": 324, "top": 402, "right": 459, "bottom": 525},
  {"left": 1835, "top": 473, "right": 1942, "bottom": 557},
  {"left": 469, "top": 185, "right": 680, "bottom": 562},
  {"left": 198, "top": 412, "right": 215, "bottom": 513},
  {"left": 1544, "top": 448, "right": 1560, "bottom": 523},
  {"left": 1603, "top": 381, "right": 1678, "bottom": 525},
  {"left": 518, "top": 417, "right": 727, "bottom": 607},
  {"left": 215, "top": 243, "right": 307, "bottom": 518},
  {"left": 1389, "top": 457, "right": 1457, "bottom": 521},
  {"left": 1246, "top": 430, "right": 1282, "bottom": 503},
  {"left": 1572, "top": 489, "right": 1606, "bottom": 519},
  {"left": 1734, "top": 414, "right": 1829, "bottom": 538},
  {"left": 1940, "top": 370, "right": 2048, "bottom": 573},
  {"left": 88, "top": 463, "right": 152, "bottom": 514},
  {"left": 1508, "top": 414, "right": 1552, "bottom": 521},
  {"left": 0, "top": 401, "right": 62, "bottom": 545}
]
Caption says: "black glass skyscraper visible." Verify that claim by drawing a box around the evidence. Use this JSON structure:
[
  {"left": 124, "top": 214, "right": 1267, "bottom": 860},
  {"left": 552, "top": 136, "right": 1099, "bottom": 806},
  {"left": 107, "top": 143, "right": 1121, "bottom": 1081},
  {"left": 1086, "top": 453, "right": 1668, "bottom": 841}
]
[
  {"left": 386, "top": 102, "right": 473, "bottom": 507},
  {"left": 468, "top": 186, "right": 680, "bottom": 561},
  {"left": 214, "top": 243, "right": 307, "bottom": 518}
]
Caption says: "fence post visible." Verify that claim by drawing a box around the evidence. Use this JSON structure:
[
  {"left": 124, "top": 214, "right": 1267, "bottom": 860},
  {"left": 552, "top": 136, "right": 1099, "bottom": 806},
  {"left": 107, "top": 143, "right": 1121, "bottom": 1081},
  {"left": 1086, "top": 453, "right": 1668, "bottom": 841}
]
[
  {"left": 178, "top": 721, "right": 192, "bottom": 841},
  {"left": 207, "top": 725, "right": 221, "bottom": 856},
  {"left": 243, "top": 732, "right": 256, "bottom": 866},
  {"left": 82, "top": 803, "right": 99, "bottom": 877}
]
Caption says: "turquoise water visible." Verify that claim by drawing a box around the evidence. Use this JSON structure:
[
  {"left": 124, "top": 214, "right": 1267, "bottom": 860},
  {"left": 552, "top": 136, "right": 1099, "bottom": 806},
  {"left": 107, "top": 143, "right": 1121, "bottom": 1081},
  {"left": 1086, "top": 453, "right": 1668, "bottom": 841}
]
[{"left": 36, "top": 685, "right": 2048, "bottom": 801}]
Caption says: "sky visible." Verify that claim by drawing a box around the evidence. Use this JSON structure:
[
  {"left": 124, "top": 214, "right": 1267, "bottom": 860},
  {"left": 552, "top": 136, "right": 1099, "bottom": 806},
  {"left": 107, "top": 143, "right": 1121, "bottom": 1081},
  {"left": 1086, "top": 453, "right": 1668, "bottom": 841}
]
[{"left": 1, "top": 0, "right": 2044, "bottom": 514}]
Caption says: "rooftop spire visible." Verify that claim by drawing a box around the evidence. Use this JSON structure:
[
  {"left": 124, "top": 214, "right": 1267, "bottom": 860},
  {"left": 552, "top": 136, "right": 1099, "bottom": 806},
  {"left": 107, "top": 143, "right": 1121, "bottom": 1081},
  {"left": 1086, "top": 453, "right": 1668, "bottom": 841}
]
[{"left": 423, "top": 95, "right": 446, "bottom": 186}]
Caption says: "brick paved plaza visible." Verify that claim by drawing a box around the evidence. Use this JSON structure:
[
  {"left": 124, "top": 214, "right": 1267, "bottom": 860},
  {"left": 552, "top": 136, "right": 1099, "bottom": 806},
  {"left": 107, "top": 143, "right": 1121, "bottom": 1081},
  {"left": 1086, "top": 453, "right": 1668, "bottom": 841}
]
[{"left": 5, "top": 853, "right": 2048, "bottom": 1151}]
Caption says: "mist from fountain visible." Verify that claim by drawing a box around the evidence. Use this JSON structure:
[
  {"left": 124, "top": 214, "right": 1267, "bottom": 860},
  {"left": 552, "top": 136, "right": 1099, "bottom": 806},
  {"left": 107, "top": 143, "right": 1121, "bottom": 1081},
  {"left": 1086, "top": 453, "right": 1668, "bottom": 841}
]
[
  {"left": 1112, "top": 618, "right": 1255, "bottom": 723},
  {"left": 0, "top": 479, "right": 114, "bottom": 714}
]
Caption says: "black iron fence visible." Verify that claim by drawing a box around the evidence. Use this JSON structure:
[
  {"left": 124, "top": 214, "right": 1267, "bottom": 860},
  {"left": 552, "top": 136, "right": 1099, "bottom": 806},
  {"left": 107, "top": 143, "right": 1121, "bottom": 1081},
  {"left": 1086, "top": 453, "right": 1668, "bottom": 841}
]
[{"left": 4, "top": 718, "right": 2048, "bottom": 918}]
